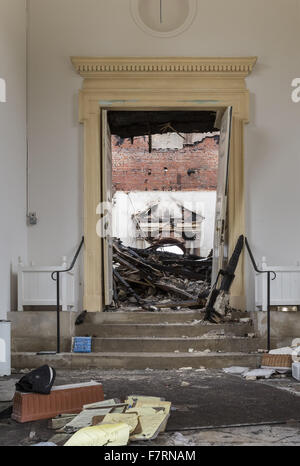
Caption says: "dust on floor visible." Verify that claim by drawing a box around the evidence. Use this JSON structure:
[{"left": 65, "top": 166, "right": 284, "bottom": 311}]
[{"left": 1, "top": 368, "right": 300, "bottom": 446}]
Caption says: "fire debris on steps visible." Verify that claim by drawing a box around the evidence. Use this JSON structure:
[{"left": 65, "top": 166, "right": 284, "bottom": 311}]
[
  {"left": 203, "top": 235, "right": 245, "bottom": 323},
  {"left": 108, "top": 235, "right": 245, "bottom": 325},
  {"left": 110, "top": 238, "right": 212, "bottom": 312}
]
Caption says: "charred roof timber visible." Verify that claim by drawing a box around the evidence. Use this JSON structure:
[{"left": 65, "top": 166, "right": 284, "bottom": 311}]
[{"left": 108, "top": 111, "right": 218, "bottom": 138}]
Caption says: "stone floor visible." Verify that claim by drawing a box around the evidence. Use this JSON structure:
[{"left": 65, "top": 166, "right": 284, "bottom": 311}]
[
  {"left": 149, "top": 424, "right": 300, "bottom": 446},
  {"left": 1, "top": 368, "right": 300, "bottom": 446}
]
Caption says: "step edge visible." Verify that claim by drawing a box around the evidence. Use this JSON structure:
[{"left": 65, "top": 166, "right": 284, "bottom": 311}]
[
  {"left": 12, "top": 351, "right": 262, "bottom": 358},
  {"left": 89, "top": 336, "right": 261, "bottom": 341},
  {"left": 80, "top": 324, "right": 206, "bottom": 327}
]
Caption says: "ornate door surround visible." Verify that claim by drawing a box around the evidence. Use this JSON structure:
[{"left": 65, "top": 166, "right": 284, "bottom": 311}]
[{"left": 71, "top": 56, "right": 257, "bottom": 312}]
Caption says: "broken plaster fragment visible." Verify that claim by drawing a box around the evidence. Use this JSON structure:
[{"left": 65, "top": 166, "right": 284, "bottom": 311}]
[
  {"left": 181, "top": 381, "right": 190, "bottom": 387},
  {"left": 243, "top": 368, "right": 275, "bottom": 379},
  {"left": 188, "top": 348, "right": 194, "bottom": 353},
  {"left": 223, "top": 366, "right": 249, "bottom": 375},
  {"left": 29, "top": 430, "right": 38, "bottom": 441},
  {"left": 269, "top": 346, "right": 300, "bottom": 355}
]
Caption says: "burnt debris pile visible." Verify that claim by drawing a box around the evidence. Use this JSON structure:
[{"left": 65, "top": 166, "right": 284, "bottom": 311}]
[{"left": 111, "top": 239, "right": 212, "bottom": 311}]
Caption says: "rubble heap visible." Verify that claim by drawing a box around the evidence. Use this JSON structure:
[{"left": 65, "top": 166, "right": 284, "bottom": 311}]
[{"left": 111, "top": 239, "right": 212, "bottom": 311}]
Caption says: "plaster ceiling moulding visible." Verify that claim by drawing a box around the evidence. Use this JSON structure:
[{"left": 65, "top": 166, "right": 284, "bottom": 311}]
[
  {"left": 130, "top": 0, "right": 198, "bottom": 38},
  {"left": 71, "top": 57, "right": 258, "bottom": 78}
]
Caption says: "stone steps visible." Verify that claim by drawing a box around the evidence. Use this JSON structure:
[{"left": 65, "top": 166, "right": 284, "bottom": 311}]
[
  {"left": 11, "top": 351, "right": 262, "bottom": 370},
  {"left": 76, "top": 322, "right": 253, "bottom": 338},
  {"left": 91, "top": 336, "right": 263, "bottom": 353},
  {"left": 76, "top": 309, "right": 250, "bottom": 325},
  {"left": 10, "top": 310, "right": 260, "bottom": 370}
]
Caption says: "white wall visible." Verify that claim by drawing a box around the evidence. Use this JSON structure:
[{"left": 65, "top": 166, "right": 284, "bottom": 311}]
[
  {"left": 0, "top": 0, "right": 27, "bottom": 318},
  {"left": 112, "top": 191, "right": 216, "bottom": 257},
  {"left": 27, "top": 0, "right": 300, "bottom": 310}
]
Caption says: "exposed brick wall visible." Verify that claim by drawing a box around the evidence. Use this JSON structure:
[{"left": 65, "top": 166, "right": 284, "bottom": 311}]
[{"left": 112, "top": 135, "right": 219, "bottom": 192}]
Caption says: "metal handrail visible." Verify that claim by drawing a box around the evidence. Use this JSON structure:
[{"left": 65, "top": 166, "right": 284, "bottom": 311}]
[
  {"left": 245, "top": 237, "right": 276, "bottom": 351},
  {"left": 51, "top": 237, "right": 84, "bottom": 353}
]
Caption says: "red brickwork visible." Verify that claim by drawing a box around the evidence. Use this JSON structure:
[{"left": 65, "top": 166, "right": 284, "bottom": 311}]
[{"left": 112, "top": 135, "right": 219, "bottom": 192}]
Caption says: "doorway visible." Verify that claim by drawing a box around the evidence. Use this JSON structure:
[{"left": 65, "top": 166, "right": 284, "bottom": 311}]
[
  {"left": 72, "top": 55, "right": 256, "bottom": 312},
  {"left": 100, "top": 108, "right": 232, "bottom": 309}
]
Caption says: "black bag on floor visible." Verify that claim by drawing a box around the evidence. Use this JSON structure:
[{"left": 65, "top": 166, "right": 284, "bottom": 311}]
[{"left": 16, "top": 365, "right": 56, "bottom": 395}]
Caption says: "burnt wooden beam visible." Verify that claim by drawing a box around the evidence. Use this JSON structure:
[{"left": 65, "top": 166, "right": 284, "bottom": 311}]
[{"left": 108, "top": 110, "right": 218, "bottom": 138}]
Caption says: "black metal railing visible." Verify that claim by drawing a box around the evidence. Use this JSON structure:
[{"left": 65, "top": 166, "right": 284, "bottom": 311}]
[
  {"left": 245, "top": 237, "right": 276, "bottom": 351},
  {"left": 51, "top": 236, "right": 84, "bottom": 353}
]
